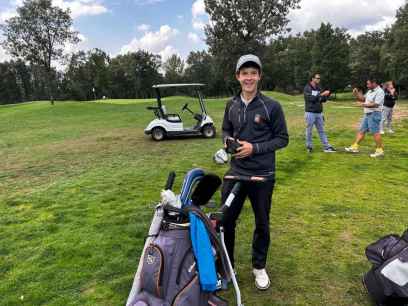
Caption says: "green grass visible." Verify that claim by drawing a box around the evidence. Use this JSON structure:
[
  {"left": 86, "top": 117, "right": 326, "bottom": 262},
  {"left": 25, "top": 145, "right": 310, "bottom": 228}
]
[{"left": 1, "top": 93, "right": 408, "bottom": 305}]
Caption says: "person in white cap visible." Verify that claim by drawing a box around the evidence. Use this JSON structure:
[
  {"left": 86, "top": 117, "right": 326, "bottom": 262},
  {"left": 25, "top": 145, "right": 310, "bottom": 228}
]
[{"left": 221, "top": 54, "right": 289, "bottom": 290}]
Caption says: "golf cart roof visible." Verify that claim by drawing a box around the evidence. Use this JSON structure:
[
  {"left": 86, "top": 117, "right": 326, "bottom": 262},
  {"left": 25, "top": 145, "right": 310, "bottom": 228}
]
[{"left": 152, "top": 83, "right": 205, "bottom": 88}]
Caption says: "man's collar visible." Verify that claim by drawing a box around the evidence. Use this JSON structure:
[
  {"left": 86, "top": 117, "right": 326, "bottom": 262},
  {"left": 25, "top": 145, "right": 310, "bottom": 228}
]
[{"left": 236, "top": 90, "right": 261, "bottom": 104}]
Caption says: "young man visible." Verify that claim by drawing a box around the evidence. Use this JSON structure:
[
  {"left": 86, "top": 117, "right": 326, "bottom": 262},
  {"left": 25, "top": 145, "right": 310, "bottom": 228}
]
[
  {"left": 345, "top": 78, "right": 385, "bottom": 157},
  {"left": 304, "top": 73, "right": 336, "bottom": 153},
  {"left": 221, "top": 54, "right": 289, "bottom": 290}
]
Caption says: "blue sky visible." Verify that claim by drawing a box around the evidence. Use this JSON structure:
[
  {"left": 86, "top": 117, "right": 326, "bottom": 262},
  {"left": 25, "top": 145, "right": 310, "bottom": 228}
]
[
  {"left": 72, "top": 0, "right": 208, "bottom": 59},
  {"left": 0, "top": 0, "right": 405, "bottom": 65},
  {"left": 0, "top": 0, "right": 209, "bottom": 62}
]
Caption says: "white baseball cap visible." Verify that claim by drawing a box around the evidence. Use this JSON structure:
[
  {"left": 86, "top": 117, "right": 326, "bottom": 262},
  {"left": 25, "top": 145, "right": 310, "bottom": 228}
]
[{"left": 236, "top": 54, "right": 262, "bottom": 73}]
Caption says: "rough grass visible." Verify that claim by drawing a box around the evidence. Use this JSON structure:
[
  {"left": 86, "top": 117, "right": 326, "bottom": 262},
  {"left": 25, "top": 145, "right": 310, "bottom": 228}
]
[{"left": 1, "top": 93, "right": 408, "bottom": 306}]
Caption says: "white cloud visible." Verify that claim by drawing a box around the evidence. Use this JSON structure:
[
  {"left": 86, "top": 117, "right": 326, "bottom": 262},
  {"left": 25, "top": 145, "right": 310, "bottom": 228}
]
[
  {"left": 0, "top": 0, "right": 108, "bottom": 22},
  {"left": 192, "top": 20, "right": 206, "bottom": 31},
  {"left": 0, "top": 9, "right": 17, "bottom": 24},
  {"left": 192, "top": 0, "right": 205, "bottom": 18},
  {"left": 191, "top": 0, "right": 208, "bottom": 31},
  {"left": 120, "top": 25, "right": 179, "bottom": 61},
  {"left": 188, "top": 32, "right": 200, "bottom": 43},
  {"left": 159, "top": 45, "right": 179, "bottom": 62},
  {"left": 288, "top": 0, "right": 405, "bottom": 37},
  {"left": 52, "top": 0, "right": 108, "bottom": 19},
  {"left": 137, "top": 23, "right": 150, "bottom": 32}
]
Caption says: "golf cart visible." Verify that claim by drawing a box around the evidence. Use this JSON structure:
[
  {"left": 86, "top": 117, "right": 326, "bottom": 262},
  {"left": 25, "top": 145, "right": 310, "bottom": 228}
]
[{"left": 144, "top": 83, "right": 216, "bottom": 141}]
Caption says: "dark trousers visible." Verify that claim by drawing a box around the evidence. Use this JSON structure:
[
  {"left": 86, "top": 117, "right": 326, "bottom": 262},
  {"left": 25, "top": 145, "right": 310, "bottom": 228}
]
[{"left": 221, "top": 179, "right": 275, "bottom": 269}]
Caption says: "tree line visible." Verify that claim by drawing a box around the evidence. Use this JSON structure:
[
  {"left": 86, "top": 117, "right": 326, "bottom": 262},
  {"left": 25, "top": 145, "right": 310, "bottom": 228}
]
[{"left": 1, "top": 0, "right": 407, "bottom": 105}]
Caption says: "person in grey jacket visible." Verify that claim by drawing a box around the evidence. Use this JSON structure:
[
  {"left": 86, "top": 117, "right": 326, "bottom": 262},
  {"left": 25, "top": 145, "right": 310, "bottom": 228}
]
[
  {"left": 221, "top": 54, "right": 289, "bottom": 290},
  {"left": 304, "top": 73, "right": 336, "bottom": 153}
]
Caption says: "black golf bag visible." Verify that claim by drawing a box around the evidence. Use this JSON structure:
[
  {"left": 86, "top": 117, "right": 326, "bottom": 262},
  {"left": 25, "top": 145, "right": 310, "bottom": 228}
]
[{"left": 363, "top": 228, "right": 408, "bottom": 306}]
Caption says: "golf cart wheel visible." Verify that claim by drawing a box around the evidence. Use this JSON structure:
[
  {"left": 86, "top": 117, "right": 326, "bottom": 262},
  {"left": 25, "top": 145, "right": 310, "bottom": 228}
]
[
  {"left": 202, "top": 124, "right": 216, "bottom": 138},
  {"left": 151, "top": 127, "right": 166, "bottom": 141}
]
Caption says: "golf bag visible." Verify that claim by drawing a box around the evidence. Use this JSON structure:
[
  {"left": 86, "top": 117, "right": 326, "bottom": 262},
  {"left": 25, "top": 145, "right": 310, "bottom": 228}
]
[
  {"left": 126, "top": 169, "right": 237, "bottom": 306},
  {"left": 363, "top": 228, "right": 408, "bottom": 306},
  {"left": 128, "top": 223, "right": 228, "bottom": 306}
]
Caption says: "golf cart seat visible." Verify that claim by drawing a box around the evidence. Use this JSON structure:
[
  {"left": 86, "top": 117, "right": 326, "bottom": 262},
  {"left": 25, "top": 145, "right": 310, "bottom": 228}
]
[
  {"left": 165, "top": 114, "right": 182, "bottom": 123},
  {"left": 146, "top": 106, "right": 181, "bottom": 122},
  {"left": 160, "top": 105, "right": 182, "bottom": 123}
]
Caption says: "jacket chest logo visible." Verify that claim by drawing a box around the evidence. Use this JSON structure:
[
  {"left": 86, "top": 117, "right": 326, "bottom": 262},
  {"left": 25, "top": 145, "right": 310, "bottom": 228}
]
[{"left": 254, "top": 114, "right": 264, "bottom": 124}]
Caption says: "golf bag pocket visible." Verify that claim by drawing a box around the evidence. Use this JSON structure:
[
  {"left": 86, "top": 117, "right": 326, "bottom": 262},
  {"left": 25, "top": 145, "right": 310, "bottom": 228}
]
[
  {"left": 141, "top": 244, "right": 165, "bottom": 298},
  {"left": 172, "top": 275, "right": 204, "bottom": 306}
]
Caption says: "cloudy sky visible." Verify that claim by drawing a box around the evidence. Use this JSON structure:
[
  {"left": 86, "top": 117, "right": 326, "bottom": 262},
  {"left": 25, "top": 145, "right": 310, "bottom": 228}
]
[{"left": 0, "top": 0, "right": 405, "bottom": 65}]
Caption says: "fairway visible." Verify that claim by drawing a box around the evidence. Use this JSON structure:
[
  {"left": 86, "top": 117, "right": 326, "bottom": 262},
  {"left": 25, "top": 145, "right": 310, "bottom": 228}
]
[{"left": 1, "top": 93, "right": 408, "bottom": 306}]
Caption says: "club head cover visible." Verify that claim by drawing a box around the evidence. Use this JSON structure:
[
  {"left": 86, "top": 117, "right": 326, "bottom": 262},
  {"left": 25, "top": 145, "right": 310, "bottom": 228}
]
[{"left": 191, "top": 173, "right": 222, "bottom": 206}]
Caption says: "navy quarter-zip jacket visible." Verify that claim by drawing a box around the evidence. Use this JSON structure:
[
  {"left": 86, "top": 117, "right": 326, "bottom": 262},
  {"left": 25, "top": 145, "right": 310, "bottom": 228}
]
[
  {"left": 222, "top": 92, "right": 289, "bottom": 179},
  {"left": 304, "top": 83, "right": 327, "bottom": 113}
]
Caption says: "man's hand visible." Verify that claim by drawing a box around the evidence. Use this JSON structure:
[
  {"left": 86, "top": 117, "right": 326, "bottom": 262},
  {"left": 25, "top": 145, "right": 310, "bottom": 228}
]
[
  {"left": 234, "top": 140, "right": 253, "bottom": 159},
  {"left": 355, "top": 100, "right": 364, "bottom": 107},
  {"left": 353, "top": 88, "right": 365, "bottom": 102},
  {"left": 321, "top": 90, "right": 331, "bottom": 97}
]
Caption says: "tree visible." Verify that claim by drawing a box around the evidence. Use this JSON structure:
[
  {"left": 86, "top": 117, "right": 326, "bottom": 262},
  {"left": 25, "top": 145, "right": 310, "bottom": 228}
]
[
  {"left": 163, "top": 54, "right": 184, "bottom": 84},
  {"left": 185, "top": 51, "right": 211, "bottom": 82},
  {"left": 62, "top": 51, "right": 91, "bottom": 100},
  {"left": 184, "top": 51, "right": 216, "bottom": 95},
  {"left": 349, "top": 31, "right": 387, "bottom": 87},
  {"left": 264, "top": 36, "right": 293, "bottom": 91},
  {"left": 264, "top": 24, "right": 350, "bottom": 94},
  {"left": 0, "top": 60, "right": 33, "bottom": 104},
  {"left": 309, "top": 23, "right": 351, "bottom": 93},
  {"left": 0, "top": 61, "right": 22, "bottom": 104},
  {"left": 204, "top": 0, "right": 301, "bottom": 84},
  {"left": 1, "top": 0, "right": 79, "bottom": 104},
  {"left": 264, "top": 34, "right": 314, "bottom": 92},
  {"left": 87, "top": 49, "right": 111, "bottom": 99},
  {"left": 385, "top": 2, "right": 408, "bottom": 92},
  {"left": 109, "top": 51, "right": 162, "bottom": 99}
]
